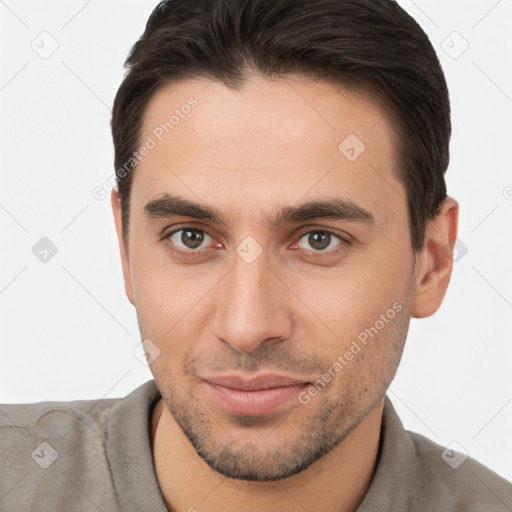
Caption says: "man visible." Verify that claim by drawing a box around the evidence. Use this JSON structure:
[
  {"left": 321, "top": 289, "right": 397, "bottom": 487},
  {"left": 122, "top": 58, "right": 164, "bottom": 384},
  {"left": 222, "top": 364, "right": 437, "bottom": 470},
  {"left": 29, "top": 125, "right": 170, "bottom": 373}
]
[{"left": 1, "top": 0, "right": 511, "bottom": 511}]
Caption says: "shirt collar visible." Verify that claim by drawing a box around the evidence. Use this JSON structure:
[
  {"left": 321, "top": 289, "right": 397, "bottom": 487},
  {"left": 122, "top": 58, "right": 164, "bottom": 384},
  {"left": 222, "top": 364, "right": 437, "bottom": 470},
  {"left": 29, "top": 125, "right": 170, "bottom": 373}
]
[
  {"left": 355, "top": 395, "right": 418, "bottom": 511},
  {"left": 106, "top": 379, "right": 169, "bottom": 512}
]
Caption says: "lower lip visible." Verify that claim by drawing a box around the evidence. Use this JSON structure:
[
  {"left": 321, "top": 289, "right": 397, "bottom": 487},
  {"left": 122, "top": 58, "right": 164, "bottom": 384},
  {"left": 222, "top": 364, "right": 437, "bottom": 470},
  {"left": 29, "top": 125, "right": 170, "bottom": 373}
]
[{"left": 204, "top": 381, "right": 309, "bottom": 415}]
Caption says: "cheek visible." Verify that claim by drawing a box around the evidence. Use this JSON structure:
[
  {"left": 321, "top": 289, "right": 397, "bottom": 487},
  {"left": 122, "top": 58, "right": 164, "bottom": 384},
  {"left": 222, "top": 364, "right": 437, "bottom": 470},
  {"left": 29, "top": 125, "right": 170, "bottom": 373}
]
[
  {"left": 299, "top": 262, "right": 404, "bottom": 318},
  {"left": 129, "top": 249, "right": 184, "bottom": 339},
  {"left": 291, "top": 250, "right": 410, "bottom": 352},
  {"left": 129, "top": 253, "right": 221, "bottom": 361}
]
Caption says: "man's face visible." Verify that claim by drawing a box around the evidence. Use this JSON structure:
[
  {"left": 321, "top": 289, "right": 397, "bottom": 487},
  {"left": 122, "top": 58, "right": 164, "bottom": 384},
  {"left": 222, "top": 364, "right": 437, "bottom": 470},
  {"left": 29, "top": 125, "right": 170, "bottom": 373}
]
[{"left": 117, "top": 76, "right": 419, "bottom": 481}]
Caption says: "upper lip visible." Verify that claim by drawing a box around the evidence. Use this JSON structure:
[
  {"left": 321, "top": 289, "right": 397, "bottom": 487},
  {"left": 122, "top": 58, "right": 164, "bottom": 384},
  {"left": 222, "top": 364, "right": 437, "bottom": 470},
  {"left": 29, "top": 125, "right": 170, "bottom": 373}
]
[{"left": 203, "top": 374, "right": 311, "bottom": 391}]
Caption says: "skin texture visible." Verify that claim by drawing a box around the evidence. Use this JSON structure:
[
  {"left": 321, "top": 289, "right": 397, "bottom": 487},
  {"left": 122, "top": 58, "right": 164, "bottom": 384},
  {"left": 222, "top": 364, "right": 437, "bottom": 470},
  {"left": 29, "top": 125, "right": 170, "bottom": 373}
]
[{"left": 111, "top": 76, "right": 459, "bottom": 512}]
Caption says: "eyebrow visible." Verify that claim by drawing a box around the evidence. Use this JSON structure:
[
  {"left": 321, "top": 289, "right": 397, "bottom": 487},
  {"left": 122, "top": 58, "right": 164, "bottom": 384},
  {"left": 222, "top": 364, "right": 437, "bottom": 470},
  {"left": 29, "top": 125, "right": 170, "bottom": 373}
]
[{"left": 144, "top": 193, "right": 376, "bottom": 228}]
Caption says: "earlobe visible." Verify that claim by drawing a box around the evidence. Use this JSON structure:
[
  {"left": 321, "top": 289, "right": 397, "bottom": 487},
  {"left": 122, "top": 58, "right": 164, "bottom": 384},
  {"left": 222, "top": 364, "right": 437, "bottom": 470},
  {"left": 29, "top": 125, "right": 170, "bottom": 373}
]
[
  {"left": 411, "top": 196, "right": 459, "bottom": 318},
  {"left": 111, "top": 188, "right": 135, "bottom": 306}
]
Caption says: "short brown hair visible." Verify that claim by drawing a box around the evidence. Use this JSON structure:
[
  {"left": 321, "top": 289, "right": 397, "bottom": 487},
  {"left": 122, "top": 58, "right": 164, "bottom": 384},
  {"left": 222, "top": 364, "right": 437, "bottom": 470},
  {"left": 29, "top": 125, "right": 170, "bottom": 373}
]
[{"left": 111, "top": 0, "right": 450, "bottom": 252}]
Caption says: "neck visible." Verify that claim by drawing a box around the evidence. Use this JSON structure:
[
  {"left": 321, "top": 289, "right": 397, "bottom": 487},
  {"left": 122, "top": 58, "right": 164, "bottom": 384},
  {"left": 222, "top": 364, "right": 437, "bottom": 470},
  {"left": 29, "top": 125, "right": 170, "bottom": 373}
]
[{"left": 151, "top": 398, "right": 384, "bottom": 512}]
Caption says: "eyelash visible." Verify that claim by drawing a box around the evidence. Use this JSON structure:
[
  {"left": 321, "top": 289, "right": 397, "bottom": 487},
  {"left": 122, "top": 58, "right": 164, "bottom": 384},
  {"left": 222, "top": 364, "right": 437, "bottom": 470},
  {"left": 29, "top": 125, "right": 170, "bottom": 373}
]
[{"left": 160, "top": 226, "right": 351, "bottom": 260}]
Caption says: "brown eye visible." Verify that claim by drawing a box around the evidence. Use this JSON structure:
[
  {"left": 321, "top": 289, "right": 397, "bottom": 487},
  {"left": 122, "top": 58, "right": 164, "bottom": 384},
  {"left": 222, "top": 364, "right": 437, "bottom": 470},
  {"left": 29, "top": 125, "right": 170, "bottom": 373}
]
[
  {"left": 296, "top": 230, "right": 345, "bottom": 253},
  {"left": 164, "top": 228, "right": 213, "bottom": 251},
  {"left": 180, "top": 229, "right": 206, "bottom": 249}
]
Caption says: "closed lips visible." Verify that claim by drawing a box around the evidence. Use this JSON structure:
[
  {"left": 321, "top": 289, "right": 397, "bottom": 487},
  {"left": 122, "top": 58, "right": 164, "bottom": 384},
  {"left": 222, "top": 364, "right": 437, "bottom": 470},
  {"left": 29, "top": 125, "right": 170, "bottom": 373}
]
[{"left": 203, "top": 375, "right": 311, "bottom": 391}]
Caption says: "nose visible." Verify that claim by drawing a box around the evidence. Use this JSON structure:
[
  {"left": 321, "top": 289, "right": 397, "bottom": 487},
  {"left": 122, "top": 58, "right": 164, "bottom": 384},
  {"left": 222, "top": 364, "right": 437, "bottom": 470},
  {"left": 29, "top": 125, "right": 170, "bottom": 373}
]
[{"left": 211, "top": 247, "right": 294, "bottom": 354}]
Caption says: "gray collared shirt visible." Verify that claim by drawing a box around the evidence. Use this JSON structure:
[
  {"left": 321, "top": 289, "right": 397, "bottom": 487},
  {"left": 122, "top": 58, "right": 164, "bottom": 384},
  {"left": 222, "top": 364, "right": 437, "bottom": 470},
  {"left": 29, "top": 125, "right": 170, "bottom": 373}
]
[{"left": 1, "top": 380, "right": 511, "bottom": 511}]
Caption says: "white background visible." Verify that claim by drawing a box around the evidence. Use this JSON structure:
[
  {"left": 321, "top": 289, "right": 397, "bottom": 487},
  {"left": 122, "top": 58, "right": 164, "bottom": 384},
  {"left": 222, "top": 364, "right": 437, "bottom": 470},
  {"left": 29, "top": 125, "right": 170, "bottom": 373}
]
[{"left": 1, "top": 0, "right": 511, "bottom": 482}]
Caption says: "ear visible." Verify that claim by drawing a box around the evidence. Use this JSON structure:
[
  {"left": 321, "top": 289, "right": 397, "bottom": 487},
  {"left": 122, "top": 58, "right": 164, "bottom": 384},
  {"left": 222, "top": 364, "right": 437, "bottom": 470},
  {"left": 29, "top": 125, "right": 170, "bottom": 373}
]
[
  {"left": 411, "top": 196, "right": 459, "bottom": 318},
  {"left": 111, "top": 188, "right": 135, "bottom": 306}
]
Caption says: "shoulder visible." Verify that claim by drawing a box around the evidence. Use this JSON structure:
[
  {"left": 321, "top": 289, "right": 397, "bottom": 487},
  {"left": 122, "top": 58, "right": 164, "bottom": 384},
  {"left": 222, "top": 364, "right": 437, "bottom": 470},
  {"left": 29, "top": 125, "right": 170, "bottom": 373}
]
[
  {"left": 407, "top": 429, "right": 512, "bottom": 511},
  {"left": 0, "top": 394, "right": 121, "bottom": 511},
  {"left": 0, "top": 394, "right": 117, "bottom": 434}
]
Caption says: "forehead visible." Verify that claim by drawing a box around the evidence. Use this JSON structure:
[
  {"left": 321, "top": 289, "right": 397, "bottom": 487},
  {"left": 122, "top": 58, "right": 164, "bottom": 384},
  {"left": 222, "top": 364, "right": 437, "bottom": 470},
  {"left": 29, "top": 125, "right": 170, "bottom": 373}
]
[
  {"left": 140, "top": 75, "right": 393, "bottom": 153},
  {"left": 132, "top": 76, "right": 404, "bottom": 226}
]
